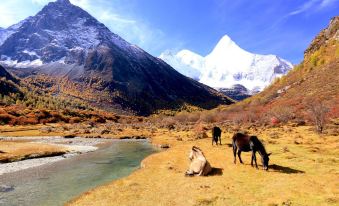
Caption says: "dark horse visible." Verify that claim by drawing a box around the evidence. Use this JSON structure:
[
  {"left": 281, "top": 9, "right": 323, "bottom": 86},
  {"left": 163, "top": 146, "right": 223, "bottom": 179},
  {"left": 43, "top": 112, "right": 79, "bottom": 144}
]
[
  {"left": 232, "top": 133, "right": 271, "bottom": 170},
  {"left": 212, "top": 127, "right": 222, "bottom": 145}
]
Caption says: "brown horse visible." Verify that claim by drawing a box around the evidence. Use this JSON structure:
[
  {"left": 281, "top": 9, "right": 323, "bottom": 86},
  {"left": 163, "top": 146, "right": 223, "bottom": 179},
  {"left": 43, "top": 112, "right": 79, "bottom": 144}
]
[{"left": 232, "top": 133, "right": 271, "bottom": 170}]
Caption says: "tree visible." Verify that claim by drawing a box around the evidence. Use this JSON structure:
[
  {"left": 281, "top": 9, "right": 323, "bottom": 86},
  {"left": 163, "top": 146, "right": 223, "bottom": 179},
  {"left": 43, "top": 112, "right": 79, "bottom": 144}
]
[{"left": 307, "top": 100, "right": 329, "bottom": 133}]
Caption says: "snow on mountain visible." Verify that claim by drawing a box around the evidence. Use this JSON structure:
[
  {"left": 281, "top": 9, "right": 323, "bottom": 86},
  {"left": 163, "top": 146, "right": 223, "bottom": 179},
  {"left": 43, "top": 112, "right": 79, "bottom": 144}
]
[
  {"left": 0, "top": 18, "right": 31, "bottom": 45},
  {"left": 159, "top": 50, "right": 203, "bottom": 80},
  {"left": 0, "top": 0, "right": 139, "bottom": 68},
  {"left": 0, "top": 0, "right": 232, "bottom": 115},
  {"left": 159, "top": 35, "right": 293, "bottom": 91}
]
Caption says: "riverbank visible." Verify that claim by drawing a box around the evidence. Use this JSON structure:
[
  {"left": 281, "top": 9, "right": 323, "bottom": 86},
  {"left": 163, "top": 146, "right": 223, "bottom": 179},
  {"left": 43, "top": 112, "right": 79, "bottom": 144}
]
[
  {"left": 0, "top": 136, "right": 112, "bottom": 175},
  {"left": 0, "top": 140, "right": 157, "bottom": 206},
  {"left": 68, "top": 125, "right": 339, "bottom": 206}
]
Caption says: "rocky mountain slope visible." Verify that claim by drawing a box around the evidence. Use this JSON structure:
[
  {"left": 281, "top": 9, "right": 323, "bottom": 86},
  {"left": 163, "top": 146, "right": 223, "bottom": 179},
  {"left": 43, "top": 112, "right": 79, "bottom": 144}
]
[
  {"left": 217, "top": 84, "right": 251, "bottom": 101},
  {"left": 0, "top": 65, "right": 22, "bottom": 97},
  {"left": 159, "top": 35, "right": 293, "bottom": 93},
  {"left": 0, "top": 0, "right": 232, "bottom": 115}
]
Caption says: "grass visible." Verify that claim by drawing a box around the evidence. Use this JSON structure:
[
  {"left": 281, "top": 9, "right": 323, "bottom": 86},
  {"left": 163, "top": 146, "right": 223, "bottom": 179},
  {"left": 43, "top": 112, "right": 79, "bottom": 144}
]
[
  {"left": 67, "top": 125, "right": 339, "bottom": 206},
  {"left": 0, "top": 141, "right": 67, "bottom": 163},
  {"left": 1, "top": 123, "right": 337, "bottom": 205}
]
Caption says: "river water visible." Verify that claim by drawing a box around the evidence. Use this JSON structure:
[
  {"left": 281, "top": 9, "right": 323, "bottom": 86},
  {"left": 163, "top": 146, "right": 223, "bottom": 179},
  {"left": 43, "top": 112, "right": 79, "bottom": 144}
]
[{"left": 0, "top": 140, "right": 157, "bottom": 206}]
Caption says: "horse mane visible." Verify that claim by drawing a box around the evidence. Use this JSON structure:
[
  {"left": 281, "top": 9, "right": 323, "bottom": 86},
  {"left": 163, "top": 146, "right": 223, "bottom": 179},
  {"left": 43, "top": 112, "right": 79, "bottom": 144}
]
[
  {"left": 250, "top": 136, "right": 267, "bottom": 155},
  {"left": 192, "top": 146, "right": 205, "bottom": 157}
]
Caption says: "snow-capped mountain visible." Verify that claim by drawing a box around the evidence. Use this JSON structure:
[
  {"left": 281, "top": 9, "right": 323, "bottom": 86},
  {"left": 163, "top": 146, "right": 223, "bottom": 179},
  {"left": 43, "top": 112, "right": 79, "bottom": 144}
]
[
  {"left": 0, "top": 0, "right": 232, "bottom": 115},
  {"left": 159, "top": 35, "right": 293, "bottom": 92},
  {"left": 0, "top": 0, "right": 136, "bottom": 69}
]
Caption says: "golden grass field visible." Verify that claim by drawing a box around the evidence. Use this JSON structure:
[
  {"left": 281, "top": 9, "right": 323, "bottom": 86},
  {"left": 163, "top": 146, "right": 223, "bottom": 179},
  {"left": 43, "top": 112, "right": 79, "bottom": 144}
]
[
  {"left": 0, "top": 123, "right": 338, "bottom": 205},
  {"left": 66, "top": 125, "right": 339, "bottom": 206}
]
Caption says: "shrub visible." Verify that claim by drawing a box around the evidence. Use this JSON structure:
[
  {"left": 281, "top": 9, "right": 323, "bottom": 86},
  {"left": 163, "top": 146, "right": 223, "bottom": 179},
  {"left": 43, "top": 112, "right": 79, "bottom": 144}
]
[
  {"left": 174, "top": 112, "right": 189, "bottom": 123},
  {"left": 69, "top": 117, "right": 82, "bottom": 124},
  {"left": 269, "top": 106, "right": 295, "bottom": 123},
  {"left": 306, "top": 100, "right": 329, "bottom": 133},
  {"left": 161, "top": 117, "right": 177, "bottom": 129},
  {"left": 199, "top": 111, "right": 217, "bottom": 123},
  {"left": 0, "top": 114, "right": 14, "bottom": 125}
]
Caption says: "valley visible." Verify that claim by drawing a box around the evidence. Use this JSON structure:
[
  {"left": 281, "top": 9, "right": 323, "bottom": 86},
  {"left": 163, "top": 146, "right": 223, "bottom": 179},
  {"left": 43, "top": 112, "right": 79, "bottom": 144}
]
[{"left": 0, "top": 0, "right": 338, "bottom": 206}]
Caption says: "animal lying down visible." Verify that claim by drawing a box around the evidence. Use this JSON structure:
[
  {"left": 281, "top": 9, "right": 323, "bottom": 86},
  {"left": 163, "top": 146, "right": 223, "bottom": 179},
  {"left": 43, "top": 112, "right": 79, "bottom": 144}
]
[{"left": 185, "top": 146, "right": 212, "bottom": 176}]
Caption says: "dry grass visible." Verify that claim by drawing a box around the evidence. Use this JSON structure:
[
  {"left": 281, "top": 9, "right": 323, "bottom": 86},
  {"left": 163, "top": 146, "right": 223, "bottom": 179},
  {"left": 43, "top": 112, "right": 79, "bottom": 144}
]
[
  {"left": 68, "top": 125, "right": 339, "bottom": 206},
  {"left": 0, "top": 141, "right": 67, "bottom": 163}
]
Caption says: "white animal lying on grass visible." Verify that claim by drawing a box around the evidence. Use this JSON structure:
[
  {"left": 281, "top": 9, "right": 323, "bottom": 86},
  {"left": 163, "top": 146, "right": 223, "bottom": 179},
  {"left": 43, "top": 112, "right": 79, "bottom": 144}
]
[{"left": 185, "top": 146, "right": 212, "bottom": 176}]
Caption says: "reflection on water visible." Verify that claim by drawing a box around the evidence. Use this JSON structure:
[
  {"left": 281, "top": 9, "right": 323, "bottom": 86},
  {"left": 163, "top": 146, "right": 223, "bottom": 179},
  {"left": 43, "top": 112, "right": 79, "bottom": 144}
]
[{"left": 0, "top": 140, "right": 157, "bottom": 206}]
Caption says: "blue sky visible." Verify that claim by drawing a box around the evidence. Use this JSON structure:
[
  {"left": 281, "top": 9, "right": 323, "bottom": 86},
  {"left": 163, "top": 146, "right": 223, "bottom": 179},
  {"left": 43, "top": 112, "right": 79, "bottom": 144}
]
[{"left": 0, "top": 0, "right": 338, "bottom": 64}]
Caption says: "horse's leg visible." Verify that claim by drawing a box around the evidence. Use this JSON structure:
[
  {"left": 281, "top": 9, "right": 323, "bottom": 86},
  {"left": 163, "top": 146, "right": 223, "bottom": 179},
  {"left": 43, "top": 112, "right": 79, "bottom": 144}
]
[
  {"left": 233, "top": 142, "right": 237, "bottom": 164},
  {"left": 251, "top": 152, "right": 254, "bottom": 167},
  {"left": 253, "top": 152, "right": 258, "bottom": 169},
  {"left": 219, "top": 135, "right": 222, "bottom": 145},
  {"left": 212, "top": 137, "right": 214, "bottom": 145},
  {"left": 238, "top": 150, "right": 243, "bottom": 164}
]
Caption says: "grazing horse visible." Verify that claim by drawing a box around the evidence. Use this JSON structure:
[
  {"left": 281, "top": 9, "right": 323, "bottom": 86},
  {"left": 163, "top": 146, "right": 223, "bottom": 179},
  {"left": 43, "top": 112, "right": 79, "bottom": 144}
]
[
  {"left": 232, "top": 133, "right": 271, "bottom": 170},
  {"left": 212, "top": 127, "right": 222, "bottom": 145},
  {"left": 185, "top": 146, "right": 212, "bottom": 176}
]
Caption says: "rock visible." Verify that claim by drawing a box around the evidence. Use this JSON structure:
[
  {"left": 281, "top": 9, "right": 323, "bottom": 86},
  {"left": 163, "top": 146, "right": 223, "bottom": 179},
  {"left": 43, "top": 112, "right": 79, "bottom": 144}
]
[
  {"left": 167, "top": 124, "right": 175, "bottom": 130},
  {"left": 64, "top": 134, "right": 76, "bottom": 139},
  {"left": 119, "top": 136, "right": 131, "bottom": 139},
  {"left": 134, "top": 136, "right": 147, "bottom": 139},
  {"left": 100, "top": 129, "right": 110, "bottom": 135},
  {"left": 160, "top": 144, "right": 170, "bottom": 149},
  {"left": 85, "top": 135, "right": 102, "bottom": 139},
  {"left": 0, "top": 185, "right": 14, "bottom": 193},
  {"left": 196, "top": 132, "right": 208, "bottom": 139}
]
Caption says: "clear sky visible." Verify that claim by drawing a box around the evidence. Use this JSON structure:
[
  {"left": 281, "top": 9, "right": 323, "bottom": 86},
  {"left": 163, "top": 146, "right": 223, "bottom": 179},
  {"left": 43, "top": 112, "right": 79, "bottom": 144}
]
[{"left": 0, "top": 0, "right": 338, "bottom": 64}]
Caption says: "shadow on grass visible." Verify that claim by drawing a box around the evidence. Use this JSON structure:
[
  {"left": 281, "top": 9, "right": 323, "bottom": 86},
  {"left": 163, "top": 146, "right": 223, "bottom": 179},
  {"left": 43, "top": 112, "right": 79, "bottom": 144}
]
[
  {"left": 270, "top": 164, "right": 305, "bottom": 174},
  {"left": 208, "top": 167, "right": 223, "bottom": 176},
  {"left": 225, "top": 143, "right": 233, "bottom": 148}
]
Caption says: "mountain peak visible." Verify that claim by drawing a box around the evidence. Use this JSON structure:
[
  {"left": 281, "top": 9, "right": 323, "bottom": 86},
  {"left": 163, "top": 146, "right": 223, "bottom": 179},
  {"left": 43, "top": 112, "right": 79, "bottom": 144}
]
[
  {"left": 55, "top": 0, "right": 71, "bottom": 4},
  {"left": 210, "top": 34, "right": 246, "bottom": 56},
  {"left": 0, "top": 1, "right": 232, "bottom": 115},
  {"left": 218, "top": 35, "right": 233, "bottom": 45}
]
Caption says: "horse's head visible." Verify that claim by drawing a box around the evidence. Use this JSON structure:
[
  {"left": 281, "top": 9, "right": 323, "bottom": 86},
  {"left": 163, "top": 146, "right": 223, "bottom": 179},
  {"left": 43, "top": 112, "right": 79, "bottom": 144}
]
[
  {"left": 262, "top": 153, "right": 271, "bottom": 170},
  {"left": 189, "top": 146, "right": 202, "bottom": 161}
]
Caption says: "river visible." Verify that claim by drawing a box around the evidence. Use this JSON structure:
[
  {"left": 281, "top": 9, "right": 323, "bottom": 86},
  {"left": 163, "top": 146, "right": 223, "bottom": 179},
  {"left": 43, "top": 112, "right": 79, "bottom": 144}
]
[{"left": 0, "top": 140, "right": 157, "bottom": 206}]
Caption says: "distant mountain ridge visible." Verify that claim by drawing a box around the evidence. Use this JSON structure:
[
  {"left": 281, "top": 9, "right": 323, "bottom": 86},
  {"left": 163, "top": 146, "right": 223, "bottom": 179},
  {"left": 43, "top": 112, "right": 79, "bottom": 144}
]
[
  {"left": 159, "top": 35, "right": 293, "bottom": 93},
  {"left": 0, "top": 0, "right": 232, "bottom": 115}
]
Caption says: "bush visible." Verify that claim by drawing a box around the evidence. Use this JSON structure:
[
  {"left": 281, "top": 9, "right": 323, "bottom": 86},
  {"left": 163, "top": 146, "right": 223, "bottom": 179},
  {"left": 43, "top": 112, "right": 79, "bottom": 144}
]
[
  {"left": 161, "top": 117, "right": 177, "bottom": 128},
  {"left": 199, "top": 111, "right": 217, "bottom": 123},
  {"left": 306, "top": 99, "right": 329, "bottom": 133},
  {"left": 0, "top": 114, "right": 14, "bottom": 125},
  {"left": 69, "top": 117, "right": 82, "bottom": 124},
  {"left": 269, "top": 106, "right": 295, "bottom": 123}
]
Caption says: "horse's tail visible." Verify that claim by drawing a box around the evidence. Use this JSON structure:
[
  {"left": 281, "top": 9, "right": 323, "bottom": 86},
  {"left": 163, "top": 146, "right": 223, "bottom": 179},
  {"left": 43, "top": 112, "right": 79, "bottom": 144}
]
[{"left": 232, "top": 133, "right": 237, "bottom": 150}]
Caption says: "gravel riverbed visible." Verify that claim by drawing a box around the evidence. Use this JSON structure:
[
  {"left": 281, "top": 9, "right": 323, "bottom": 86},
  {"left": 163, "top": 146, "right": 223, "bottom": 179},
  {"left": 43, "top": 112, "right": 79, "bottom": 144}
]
[{"left": 0, "top": 136, "right": 113, "bottom": 175}]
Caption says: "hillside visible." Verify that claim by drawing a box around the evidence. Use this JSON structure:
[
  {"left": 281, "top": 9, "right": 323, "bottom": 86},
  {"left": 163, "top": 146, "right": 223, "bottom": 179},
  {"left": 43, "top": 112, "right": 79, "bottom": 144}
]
[
  {"left": 215, "top": 16, "right": 339, "bottom": 125},
  {"left": 0, "top": 65, "right": 22, "bottom": 97},
  {"left": 0, "top": 64, "right": 126, "bottom": 125},
  {"left": 0, "top": 0, "right": 232, "bottom": 115},
  {"left": 161, "top": 16, "right": 338, "bottom": 133}
]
